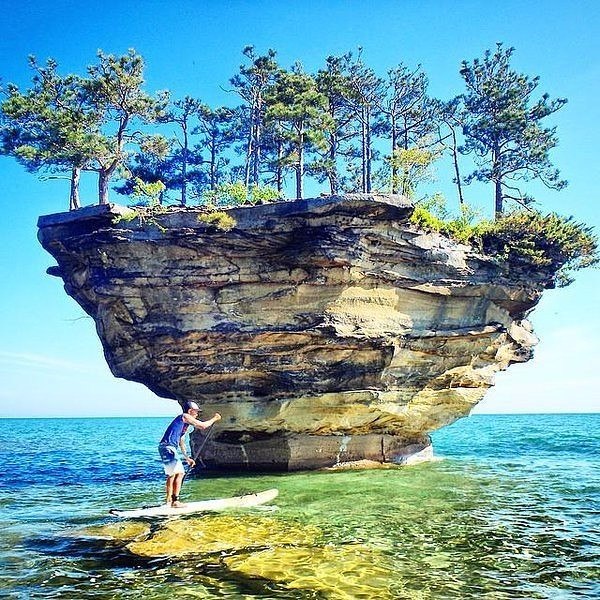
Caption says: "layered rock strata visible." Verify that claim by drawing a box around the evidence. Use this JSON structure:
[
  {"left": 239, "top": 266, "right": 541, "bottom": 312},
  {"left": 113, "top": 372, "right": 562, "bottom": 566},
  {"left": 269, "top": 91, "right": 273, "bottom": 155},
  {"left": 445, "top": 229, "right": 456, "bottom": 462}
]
[{"left": 37, "top": 195, "right": 548, "bottom": 471}]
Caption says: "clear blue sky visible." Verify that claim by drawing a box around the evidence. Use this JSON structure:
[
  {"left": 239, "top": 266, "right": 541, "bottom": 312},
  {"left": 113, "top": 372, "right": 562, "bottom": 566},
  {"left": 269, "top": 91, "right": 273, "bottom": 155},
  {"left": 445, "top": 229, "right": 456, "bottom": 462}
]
[{"left": 0, "top": 0, "right": 598, "bottom": 417}]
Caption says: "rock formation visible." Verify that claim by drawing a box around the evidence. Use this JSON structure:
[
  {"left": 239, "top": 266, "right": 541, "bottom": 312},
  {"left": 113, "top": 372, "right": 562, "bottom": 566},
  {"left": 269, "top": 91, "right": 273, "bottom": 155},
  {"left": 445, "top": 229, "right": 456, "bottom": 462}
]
[{"left": 37, "top": 194, "right": 548, "bottom": 471}]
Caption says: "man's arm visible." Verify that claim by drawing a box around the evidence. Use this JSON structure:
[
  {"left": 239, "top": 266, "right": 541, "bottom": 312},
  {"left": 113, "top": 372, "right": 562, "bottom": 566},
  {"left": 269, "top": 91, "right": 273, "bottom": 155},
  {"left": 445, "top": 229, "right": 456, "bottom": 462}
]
[
  {"left": 182, "top": 412, "right": 221, "bottom": 429},
  {"left": 179, "top": 436, "right": 195, "bottom": 466},
  {"left": 178, "top": 436, "right": 188, "bottom": 458}
]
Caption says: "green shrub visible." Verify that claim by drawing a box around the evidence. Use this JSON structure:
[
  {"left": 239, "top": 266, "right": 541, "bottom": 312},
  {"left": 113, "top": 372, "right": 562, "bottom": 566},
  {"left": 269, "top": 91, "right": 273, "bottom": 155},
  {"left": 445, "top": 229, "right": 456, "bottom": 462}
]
[
  {"left": 131, "top": 178, "right": 166, "bottom": 205},
  {"left": 248, "top": 183, "right": 283, "bottom": 205},
  {"left": 389, "top": 147, "right": 438, "bottom": 197},
  {"left": 202, "top": 182, "right": 282, "bottom": 207},
  {"left": 410, "top": 204, "right": 448, "bottom": 233},
  {"left": 198, "top": 211, "right": 237, "bottom": 231},
  {"left": 410, "top": 197, "right": 598, "bottom": 286},
  {"left": 410, "top": 195, "right": 484, "bottom": 244},
  {"left": 477, "top": 211, "right": 598, "bottom": 286}
]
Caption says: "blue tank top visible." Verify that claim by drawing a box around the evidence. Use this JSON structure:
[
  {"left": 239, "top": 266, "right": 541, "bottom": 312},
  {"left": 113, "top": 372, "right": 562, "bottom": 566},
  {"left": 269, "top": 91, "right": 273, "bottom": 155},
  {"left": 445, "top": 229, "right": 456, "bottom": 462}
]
[{"left": 159, "top": 415, "right": 189, "bottom": 447}]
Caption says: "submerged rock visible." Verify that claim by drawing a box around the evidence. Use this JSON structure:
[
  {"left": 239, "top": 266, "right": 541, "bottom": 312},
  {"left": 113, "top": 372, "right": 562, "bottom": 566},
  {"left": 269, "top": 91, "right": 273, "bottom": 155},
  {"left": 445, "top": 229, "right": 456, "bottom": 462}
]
[
  {"left": 102, "top": 512, "right": 399, "bottom": 598},
  {"left": 224, "top": 544, "right": 400, "bottom": 599},
  {"left": 80, "top": 521, "right": 150, "bottom": 542},
  {"left": 125, "top": 514, "right": 321, "bottom": 558},
  {"left": 38, "top": 194, "right": 550, "bottom": 470}
]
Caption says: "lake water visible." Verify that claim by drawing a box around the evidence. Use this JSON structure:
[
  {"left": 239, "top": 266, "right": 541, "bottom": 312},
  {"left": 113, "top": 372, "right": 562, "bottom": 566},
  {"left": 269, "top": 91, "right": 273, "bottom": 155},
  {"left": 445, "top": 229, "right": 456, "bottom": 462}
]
[{"left": 0, "top": 414, "right": 598, "bottom": 598}]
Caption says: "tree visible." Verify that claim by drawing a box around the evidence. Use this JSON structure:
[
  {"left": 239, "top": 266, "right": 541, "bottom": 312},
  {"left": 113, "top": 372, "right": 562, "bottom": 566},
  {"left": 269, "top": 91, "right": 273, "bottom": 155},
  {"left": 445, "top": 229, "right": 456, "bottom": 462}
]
[
  {"left": 0, "top": 57, "right": 104, "bottom": 209},
  {"left": 1, "top": 51, "right": 168, "bottom": 208},
  {"left": 344, "top": 51, "right": 385, "bottom": 193},
  {"left": 85, "top": 49, "right": 168, "bottom": 204},
  {"left": 378, "top": 64, "right": 437, "bottom": 193},
  {"left": 459, "top": 43, "right": 567, "bottom": 218},
  {"left": 160, "top": 96, "right": 202, "bottom": 205},
  {"left": 229, "top": 47, "right": 280, "bottom": 188},
  {"left": 115, "top": 144, "right": 178, "bottom": 204},
  {"left": 265, "top": 65, "right": 331, "bottom": 199},
  {"left": 194, "top": 105, "right": 236, "bottom": 192},
  {"left": 389, "top": 146, "right": 438, "bottom": 198},
  {"left": 312, "top": 53, "right": 358, "bottom": 194},
  {"left": 259, "top": 117, "right": 288, "bottom": 193},
  {"left": 433, "top": 97, "right": 466, "bottom": 206},
  {"left": 203, "top": 181, "right": 281, "bottom": 207}
]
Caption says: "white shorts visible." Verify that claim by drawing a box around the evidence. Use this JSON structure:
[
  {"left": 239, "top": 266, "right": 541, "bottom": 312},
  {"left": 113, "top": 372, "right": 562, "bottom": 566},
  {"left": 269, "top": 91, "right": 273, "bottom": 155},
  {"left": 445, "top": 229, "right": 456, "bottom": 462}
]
[{"left": 158, "top": 444, "right": 185, "bottom": 476}]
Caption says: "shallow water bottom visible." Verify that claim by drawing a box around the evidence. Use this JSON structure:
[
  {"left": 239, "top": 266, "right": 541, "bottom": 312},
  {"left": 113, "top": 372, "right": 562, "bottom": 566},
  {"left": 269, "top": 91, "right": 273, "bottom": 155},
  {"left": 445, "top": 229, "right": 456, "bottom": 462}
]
[{"left": 1, "top": 414, "right": 598, "bottom": 598}]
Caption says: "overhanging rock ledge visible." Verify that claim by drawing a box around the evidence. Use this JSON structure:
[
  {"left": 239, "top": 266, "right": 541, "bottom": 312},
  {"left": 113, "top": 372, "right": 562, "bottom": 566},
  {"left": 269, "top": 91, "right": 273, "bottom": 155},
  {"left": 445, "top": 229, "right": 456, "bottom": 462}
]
[{"left": 37, "top": 194, "right": 548, "bottom": 471}]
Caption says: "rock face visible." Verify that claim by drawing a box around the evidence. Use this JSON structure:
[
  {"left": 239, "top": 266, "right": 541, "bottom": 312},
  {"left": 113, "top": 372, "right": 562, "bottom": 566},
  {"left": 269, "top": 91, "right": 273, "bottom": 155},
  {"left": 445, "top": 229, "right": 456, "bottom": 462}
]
[{"left": 37, "top": 194, "right": 549, "bottom": 471}]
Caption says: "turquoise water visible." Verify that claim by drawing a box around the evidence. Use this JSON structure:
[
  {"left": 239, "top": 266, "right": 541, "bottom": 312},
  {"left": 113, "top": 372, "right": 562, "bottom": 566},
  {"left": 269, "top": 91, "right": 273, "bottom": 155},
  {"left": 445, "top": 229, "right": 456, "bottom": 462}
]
[{"left": 0, "top": 414, "right": 598, "bottom": 598}]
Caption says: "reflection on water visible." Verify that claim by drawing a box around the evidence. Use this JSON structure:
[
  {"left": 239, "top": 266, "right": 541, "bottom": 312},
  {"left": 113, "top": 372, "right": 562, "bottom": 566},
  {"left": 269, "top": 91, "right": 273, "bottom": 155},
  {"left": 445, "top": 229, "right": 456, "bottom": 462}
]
[{"left": 0, "top": 415, "right": 598, "bottom": 598}]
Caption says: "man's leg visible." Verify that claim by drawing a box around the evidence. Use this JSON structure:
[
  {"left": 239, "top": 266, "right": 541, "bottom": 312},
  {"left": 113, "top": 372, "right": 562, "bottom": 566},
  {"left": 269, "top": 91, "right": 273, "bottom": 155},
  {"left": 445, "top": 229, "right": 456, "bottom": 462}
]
[
  {"left": 159, "top": 444, "right": 179, "bottom": 505},
  {"left": 165, "top": 474, "right": 175, "bottom": 505},
  {"left": 171, "top": 472, "right": 185, "bottom": 506}
]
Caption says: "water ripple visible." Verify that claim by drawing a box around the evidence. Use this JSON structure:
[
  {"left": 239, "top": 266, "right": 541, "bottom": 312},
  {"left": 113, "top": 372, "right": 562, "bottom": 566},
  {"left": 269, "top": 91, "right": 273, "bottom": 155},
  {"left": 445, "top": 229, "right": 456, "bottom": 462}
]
[{"left": 0, "top": 414, "right": 598, "bottom": 598}]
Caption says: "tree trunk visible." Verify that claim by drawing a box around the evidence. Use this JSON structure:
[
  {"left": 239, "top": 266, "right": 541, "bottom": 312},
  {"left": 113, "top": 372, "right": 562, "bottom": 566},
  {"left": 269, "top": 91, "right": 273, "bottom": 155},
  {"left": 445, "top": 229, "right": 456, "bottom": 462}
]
[
  {"left": 365, "top": 107, "right": 372, "bottom": 193},
  {"left": 327, "top": 102, "right": 339, "bottom": 195},
  {"left": 493, "top": 143, "right": 502, "bottom": 218},
  {"left": 244, "top": 109, "right": 254, "bottom": 189},
  {"left": 253, "top": 120, "right": 261, "bottom": 186},
  {"left": 361, "top": 111, "right": 367, "bottom": 193},
  {"left": 328, "top": 132, "right": 338, "bottom": 195},
  {"left": 296, "top": 129, "right": 304, "bottom": 200},
  {"left": 450, "top": 125, "right": 465, "bottom": 206},
  {"left": 69, "top": 167, "right": 81, "bottom": 210},
  {"left": 251, "top": 94, "right": 265, "bottom": 187},
  {"left": 276, "top": 135, "right": 283, "bottom": 193},
  {"left": 391, "top": 116, "right": 398, "bottom": 194},
  {"left": 399, "top": 117, "right": 411, "bottom": 195},
  {"left": 495, "top": 179, "right": 503, "bottom": 219},
  {"left": 98, "top": 170, "right": 110, "bottom": 205},
  {"left": 210, "top": 137, "right": 217, "bottom": 190},
  {"left": 181, "top": 123, "right": 188, "bottom": 206}
]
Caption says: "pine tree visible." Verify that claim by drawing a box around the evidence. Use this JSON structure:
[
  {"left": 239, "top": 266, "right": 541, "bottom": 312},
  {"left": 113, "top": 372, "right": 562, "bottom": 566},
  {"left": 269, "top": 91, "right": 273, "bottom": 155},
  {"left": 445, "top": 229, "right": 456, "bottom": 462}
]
[
  {"left": 265, "top": 65, "right": 331, "bottom": 199},
  {"left": 84, "top": 49, "right": 168, "bottom": 204},
  {"left": 259, "top": 118, "right": 288, "bottom": 193},
  {"left": 343, "top": 51, "right": 384, "bottom": 193},
  {"left": 0, "top": 57, "right": 104, "bottom": 209},
  {"left": 460, "top": 43, "right": 567, "bottom": 217},
  {"left": 433, "top": 97, "right": 466, "bottom": 206},
  {"left": 194, "top": 105, "right": 236, "bottom": 192},
  {"left": 115, "top": 146, "right": 178, "bottom": 205},
  {"left": 160, "top": 96, "right": 203, "bottom": 205},
  {"left": 230, "top": 47, "right": 280, "bottom": 188},
  {"left": 378, "top": 64, "right": 436, "bottom": 193},
  {"left": 312, "top": 53, "right": 358, "bottom": 195}
]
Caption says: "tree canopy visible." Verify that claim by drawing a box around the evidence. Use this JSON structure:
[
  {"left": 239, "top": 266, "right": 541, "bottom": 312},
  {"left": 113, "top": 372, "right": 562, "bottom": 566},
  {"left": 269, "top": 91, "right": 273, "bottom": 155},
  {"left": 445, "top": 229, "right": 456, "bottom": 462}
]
[
  {"left": 1, "top": 49, "right": 167, "bottom": 206},
  {"left": 265, "top": 65, "right": 331, "bottom": 199},
  {"left": 0, "top": 57, "right": 104, "bottom": 209},
  {"left": 1, "top": 44, "right": 596, "bottom": 286},
  {"left": 0, "top": 44, "right": 570, "bottom": 217},
  {"left": 459, "top": 43, "right": 568, "bottom": 217}
]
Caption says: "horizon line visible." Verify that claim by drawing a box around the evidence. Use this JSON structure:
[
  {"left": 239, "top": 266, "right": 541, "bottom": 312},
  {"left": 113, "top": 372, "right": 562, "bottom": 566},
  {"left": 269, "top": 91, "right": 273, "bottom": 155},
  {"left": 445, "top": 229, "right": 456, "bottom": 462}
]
[{"left": 1, "top": 411, "right": 599, "bottom": 420}]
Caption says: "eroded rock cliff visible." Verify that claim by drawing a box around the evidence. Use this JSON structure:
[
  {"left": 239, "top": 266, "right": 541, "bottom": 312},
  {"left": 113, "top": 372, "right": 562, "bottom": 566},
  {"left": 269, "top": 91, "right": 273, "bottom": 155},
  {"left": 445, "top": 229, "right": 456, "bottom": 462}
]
[{"left": 37, "top": 194, "right": 548, "bottom": 470}]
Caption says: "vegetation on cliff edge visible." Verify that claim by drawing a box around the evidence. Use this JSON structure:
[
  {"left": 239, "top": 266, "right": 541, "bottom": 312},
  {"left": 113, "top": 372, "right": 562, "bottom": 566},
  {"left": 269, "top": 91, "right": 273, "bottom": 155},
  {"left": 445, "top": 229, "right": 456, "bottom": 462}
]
[
  {"left": 411, "top": 198, "right": 598, "bottom": 287},
  {"left": 1, "top": 44, "right": 568, "bottom": 218},
  {"left": 2, "top": 45, "right": 596, "bottom": 285}
]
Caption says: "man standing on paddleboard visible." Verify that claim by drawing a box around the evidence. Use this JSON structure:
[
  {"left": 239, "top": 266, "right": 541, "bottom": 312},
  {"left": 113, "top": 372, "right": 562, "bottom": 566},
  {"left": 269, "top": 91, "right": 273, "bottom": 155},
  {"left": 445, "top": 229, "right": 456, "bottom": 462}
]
[{"left": 158, "top": 401, "right": 221, "bottom": 507}]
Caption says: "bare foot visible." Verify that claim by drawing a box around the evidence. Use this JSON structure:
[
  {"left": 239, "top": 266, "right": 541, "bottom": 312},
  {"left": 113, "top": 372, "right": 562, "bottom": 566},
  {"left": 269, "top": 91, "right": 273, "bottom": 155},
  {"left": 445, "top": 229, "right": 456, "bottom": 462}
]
[{"left": 171, "top": 500, "right": 187, "bottom": 508}]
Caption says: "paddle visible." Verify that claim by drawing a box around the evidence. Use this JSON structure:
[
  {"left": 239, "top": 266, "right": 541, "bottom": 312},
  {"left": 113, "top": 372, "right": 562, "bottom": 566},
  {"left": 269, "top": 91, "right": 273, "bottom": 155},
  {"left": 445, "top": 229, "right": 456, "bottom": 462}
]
[{"left": 182, "top": 424, "right": 216, "bottom": 484}]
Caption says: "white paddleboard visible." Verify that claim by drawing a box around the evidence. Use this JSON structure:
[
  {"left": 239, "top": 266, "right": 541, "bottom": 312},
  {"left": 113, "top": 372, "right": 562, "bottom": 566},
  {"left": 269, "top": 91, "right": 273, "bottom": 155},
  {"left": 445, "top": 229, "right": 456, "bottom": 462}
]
[{"left": 109, "top": 488, "right": 279, "bottom": 518}]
